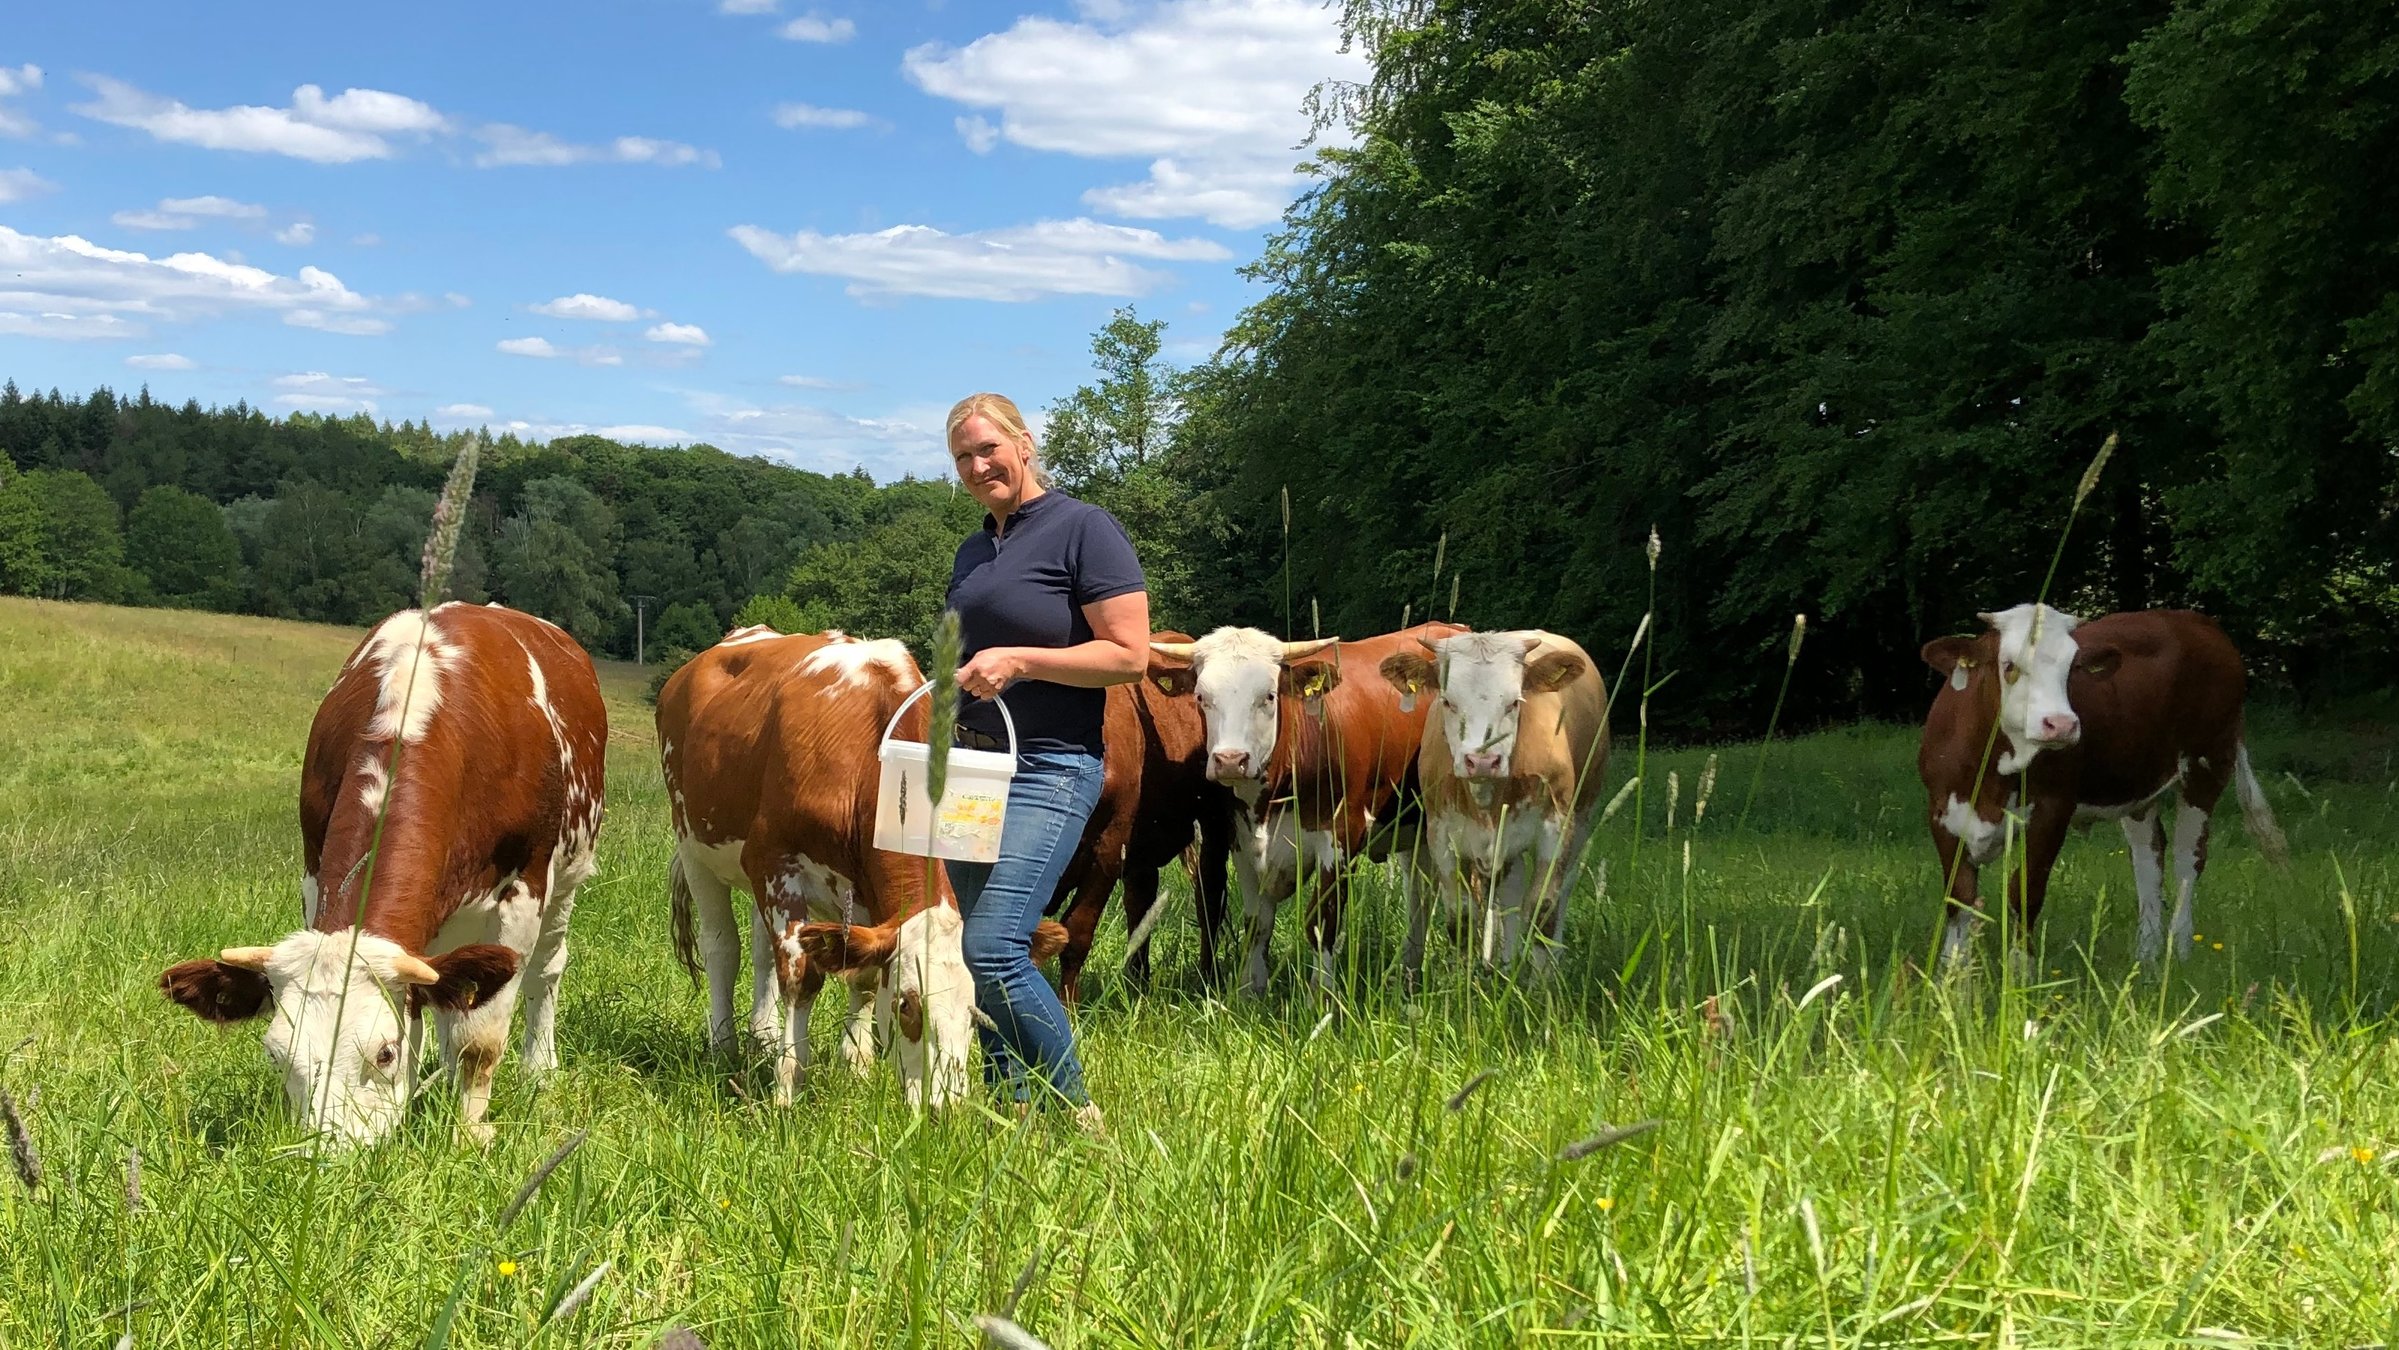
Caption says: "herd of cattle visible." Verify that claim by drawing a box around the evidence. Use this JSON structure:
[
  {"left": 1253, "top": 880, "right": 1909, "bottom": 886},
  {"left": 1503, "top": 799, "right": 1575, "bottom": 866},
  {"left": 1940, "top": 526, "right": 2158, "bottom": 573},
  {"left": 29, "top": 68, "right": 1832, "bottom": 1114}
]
[{"left": 155, "top": 597, "right": 2285, "bottom": 1145}]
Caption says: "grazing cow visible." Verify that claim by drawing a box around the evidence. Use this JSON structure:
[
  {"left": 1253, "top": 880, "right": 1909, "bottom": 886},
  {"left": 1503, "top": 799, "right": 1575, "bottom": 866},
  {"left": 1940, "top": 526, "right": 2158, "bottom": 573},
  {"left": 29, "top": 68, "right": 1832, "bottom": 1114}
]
[
  {"left": 1047, "top": 634, "right": 1237, "bottom": 1002},
  {"left": 159, "top": 603, "right": 606, "bottom": 1148},
  {"left": 657, "top": 627, "right": 1065, "bottom": 1107},
  {"left": 1148, "top": 622, "right": 1463, "bottom": 994},
  {"left": 1378, "top": 630, "right": 1610, "bottom": 978},
  {"left": 1918, "top": 603, "right": 2287, "bottom": 968}
]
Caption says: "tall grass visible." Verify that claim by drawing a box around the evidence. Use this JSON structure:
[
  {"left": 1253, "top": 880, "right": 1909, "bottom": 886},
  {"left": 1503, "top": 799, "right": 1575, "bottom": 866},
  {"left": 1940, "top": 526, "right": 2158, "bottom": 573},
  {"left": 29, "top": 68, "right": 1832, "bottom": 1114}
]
[{"left": 0, "top": 597, "right": 2393, "bottom": 1346}]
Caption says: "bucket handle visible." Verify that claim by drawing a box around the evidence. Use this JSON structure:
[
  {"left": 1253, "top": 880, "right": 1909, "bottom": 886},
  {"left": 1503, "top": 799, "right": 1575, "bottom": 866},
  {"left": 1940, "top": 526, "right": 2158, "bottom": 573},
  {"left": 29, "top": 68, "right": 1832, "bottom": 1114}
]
[{"left": 878, "top": 680, "right": 1018, "bottom": 763}]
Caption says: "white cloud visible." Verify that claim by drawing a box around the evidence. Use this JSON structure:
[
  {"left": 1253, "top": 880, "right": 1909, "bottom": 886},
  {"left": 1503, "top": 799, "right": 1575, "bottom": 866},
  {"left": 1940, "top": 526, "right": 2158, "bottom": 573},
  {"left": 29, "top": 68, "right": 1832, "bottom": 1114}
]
[
  {"left": 275, "top": 221, "right": 316, "bottom": 246},
  {"left": 774, "top": 102, "right": 876, "bottom": 131},
  {"left": 0, "top": 224, "right": 388, "bottom": 340},
  {"left": 779, "top": 14, "right": 856, "bottom": 42},
  {"left": 271, "top": 371, "right": 386, "bottom": 412},
  {"left": 435, "top": 402, "right": 494, "bottom": 419},
  {"left": 496, "top": 335, "right": 623, "bottom": 366},
  {"left": 0, "top": 167, "right": 56, "bottom": 202},
  {"left": 443, "top": 291, "right": 471, "bottom": 307},
  {"left": 729, "top": 217, "right": 1230, "bottom": 302},
  {"left": 719, "top": 0, "right": 777, "bottom": 10},
  {"left": 112, "top": 210, "right": 198, "bottom": 231},
  {"left": 163, "top": 195, "right": 268, "bottom": 220},
  {"left": 903, "top": 0, "right": 1367, "bottom": 228},
  {"left": 125, "top": 352, "right": 196, "bottom": 371},
  {"left": 645, "top": 322, "right": 710, "bottom": 346},
  {"left": 473, "top": 124, "right": 720, "bottom": 169},
  {"left": 0, "top": 64, "right": 42, "bottom": 139},
  {"left": 352, "top": 232, "right": 384, "bottom": 246},
  {"left": 531, "top": 292, "right": 647, "bottom": 322},
  {"left": 778, "top": 373, "right": 861, "bottom": 390},
  {"left": 955, "top": 116, "right": 999, "bottom": 155},
  {"left": 677, "top": 389, "right": 936, "bottom": 476},
  {"left": 489, "top": 418, "right": 692, "bottom": 446},
  {"left": 71, "top": 76, "right": 442, "bottom": 163}
]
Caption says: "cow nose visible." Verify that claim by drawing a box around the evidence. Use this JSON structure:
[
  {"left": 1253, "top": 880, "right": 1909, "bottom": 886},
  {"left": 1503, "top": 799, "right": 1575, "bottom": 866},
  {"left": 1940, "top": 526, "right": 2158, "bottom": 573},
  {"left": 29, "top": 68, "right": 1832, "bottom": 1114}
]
[
  {"left": 1462, "top": 752, "right": 1504, "bottom": 777},
  {"left": 1210, "top": 748, "right": 1251, "bottom": 778},
  {"left": 2038, "top": 713, "right": 2080, "bottom": 743}
]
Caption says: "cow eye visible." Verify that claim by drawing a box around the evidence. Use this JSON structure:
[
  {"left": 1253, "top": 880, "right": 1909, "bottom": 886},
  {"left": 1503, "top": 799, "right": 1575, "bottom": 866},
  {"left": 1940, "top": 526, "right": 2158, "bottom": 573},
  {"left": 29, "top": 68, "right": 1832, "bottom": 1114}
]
[
  {"left": 2001, "top": 662, "right": 2022, "bottom": 685},
  {"left": 373, "top": 1042, "right": 399, "bottom": 1071}
]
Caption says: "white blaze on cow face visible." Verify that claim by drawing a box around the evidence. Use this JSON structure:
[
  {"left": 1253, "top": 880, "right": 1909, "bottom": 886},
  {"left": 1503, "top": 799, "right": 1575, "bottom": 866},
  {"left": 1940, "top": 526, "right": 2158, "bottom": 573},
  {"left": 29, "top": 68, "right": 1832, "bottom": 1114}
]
[
  {"left": 1152, "top": 629, "right": 1337, "bottom": 792},
  {"left": 1982, "top": 603, "right": 2083, "bottom": 768},
  {"left": 240, "top": 930, "right": 430, "bottom": 1149},
  {"left": 884, "top": 905, "right": 974, "bottom": 1109},
  {"left": 1429, "top": 633, "right": 1539, "bottom": 779}
]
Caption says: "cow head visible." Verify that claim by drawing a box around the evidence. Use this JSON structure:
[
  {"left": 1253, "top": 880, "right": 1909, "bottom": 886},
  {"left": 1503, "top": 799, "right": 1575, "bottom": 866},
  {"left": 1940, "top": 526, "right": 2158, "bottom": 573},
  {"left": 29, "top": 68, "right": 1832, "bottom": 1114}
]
[
  {"left": 1922, "top": 602, "right": 2084, "bottom": 771},
  {"left": 799, "top": 905, "right": 976, "bottom": 1109},
  {"left": 1148, "top": 628, "right": 1340, "bottom": 795},
  {"left": 1380, "top": 631, "right": 1587, "bottom": 780},
  {"left": 159, "top": 931, "right": 517, "bottom": 1149}
]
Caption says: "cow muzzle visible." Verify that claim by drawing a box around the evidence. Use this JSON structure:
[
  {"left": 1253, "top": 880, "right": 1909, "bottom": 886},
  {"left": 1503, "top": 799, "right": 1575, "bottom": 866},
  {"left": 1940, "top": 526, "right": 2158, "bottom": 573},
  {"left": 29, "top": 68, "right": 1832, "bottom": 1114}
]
[
  {"left": 2031, "top": 712, "right": 2081, "bottom": 747},
  {"left": 1460, "top": 751, "right": 1508, "bottom": 779},
  {"left": 1208, "top": 748, "right": 1255, "bottom": 781}
]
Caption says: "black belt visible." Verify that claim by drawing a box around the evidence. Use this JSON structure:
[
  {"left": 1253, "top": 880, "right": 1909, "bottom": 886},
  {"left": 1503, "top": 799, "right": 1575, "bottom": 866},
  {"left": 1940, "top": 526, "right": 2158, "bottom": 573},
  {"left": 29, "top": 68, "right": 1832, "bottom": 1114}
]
[{"left": 955, "top": 725, "right": 1007, "bottom": 752}]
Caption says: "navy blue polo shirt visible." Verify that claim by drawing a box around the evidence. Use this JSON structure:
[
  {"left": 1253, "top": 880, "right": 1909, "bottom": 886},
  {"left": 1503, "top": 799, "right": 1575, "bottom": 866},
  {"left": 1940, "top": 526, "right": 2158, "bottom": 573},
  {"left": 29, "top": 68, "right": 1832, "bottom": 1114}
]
[{"left": 946, "top": 490, "right": 1146, "bottom": 757}]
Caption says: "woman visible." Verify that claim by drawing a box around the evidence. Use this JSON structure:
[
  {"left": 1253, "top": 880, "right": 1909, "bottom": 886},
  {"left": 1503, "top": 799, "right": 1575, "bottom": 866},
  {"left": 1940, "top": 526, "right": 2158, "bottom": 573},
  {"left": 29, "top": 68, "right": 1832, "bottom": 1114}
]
[{"left": 942, "top": 391, "right": 1148, "bottom": 1128}]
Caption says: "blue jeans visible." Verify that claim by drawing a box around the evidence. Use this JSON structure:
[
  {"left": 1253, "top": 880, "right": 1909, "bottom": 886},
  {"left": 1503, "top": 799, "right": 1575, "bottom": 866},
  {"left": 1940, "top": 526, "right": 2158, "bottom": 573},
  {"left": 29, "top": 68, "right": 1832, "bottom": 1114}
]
[{"left": 948, "top": 748, "right": 1105, "bottom": 1107}]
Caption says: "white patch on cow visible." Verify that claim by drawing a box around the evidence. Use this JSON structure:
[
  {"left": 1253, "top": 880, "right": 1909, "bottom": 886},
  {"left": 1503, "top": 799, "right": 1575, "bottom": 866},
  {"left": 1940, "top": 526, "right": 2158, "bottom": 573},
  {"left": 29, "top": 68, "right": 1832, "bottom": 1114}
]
[
  {"left": 841, "top": 982, "right": 877, "bottom": 1076},
  {"left": 300, "top": 874, "right": 322, "bottom": 926},
  {"left": 360, "top": 610, "right": 457, "bottom": 744},
  {"left": 251, "top": 929, "right": 422, "bottom": 1150},
  {"left": 2074, "top": 772, "right": 2177, "bottom": 827},
  {"left": 799, "top": 638, "right": 915, "bottom": 692},
  {"left": 1185, "top": 627, "right": 1297, "bottom": 787},
  {"left": 1433, "top": 804, "right": 1561, "bottom": 970},
  {"left": 2168, "top": 804, "right": 2209, "bottom": 959},
  {"left": 885, "top": 905, "right": 974, "bottom": 1110},
  {"left": 719, "top": 624, "right": 781, "bottom": 647},
  {"left": 353, "top": 755, "right": 389, "bottom": 819},
  {"left": 1229, "top": 803, "right": 1302, "bottom": 996},
  {"left": 1982, "top": 602, "right": 2083, "bottom": 768},
  {"left": 1940, "top": 793, "right": 2006, "bottom": 866},
  {"left": 2123, "top": 810, "right": 2167, "bottom": 963},
  {"left": 1941, "top": 909, "right": 1977, "bottom": 971}
]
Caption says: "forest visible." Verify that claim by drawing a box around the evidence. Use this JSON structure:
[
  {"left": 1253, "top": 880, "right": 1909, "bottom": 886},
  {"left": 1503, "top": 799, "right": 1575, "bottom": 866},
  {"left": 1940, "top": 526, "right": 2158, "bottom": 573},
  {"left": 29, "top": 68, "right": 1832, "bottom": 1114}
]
[{"left": 4, "top": 0, "right": 2394, "bottom": 733}]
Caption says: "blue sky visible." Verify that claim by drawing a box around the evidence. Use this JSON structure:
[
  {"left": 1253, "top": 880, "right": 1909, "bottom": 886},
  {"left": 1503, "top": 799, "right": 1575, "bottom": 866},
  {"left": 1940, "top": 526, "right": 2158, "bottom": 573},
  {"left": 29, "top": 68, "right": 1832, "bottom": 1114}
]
[{"left": 0, "top": 0, "right": 1364, "bottom": 480}]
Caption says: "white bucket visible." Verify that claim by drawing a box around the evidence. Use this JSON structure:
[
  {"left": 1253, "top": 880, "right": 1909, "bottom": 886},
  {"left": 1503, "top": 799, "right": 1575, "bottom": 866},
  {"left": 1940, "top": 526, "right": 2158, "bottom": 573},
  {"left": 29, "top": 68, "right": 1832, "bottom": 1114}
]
[{"left": 872, "top": 682, "right": 1017, "bottom": 863}]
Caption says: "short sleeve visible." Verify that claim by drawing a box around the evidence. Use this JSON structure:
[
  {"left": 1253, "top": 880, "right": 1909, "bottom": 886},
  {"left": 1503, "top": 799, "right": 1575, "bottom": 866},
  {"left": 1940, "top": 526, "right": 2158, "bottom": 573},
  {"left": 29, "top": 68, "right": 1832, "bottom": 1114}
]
[{"left": 1071, "top": 506, "right": 1146, "bottom": 607}]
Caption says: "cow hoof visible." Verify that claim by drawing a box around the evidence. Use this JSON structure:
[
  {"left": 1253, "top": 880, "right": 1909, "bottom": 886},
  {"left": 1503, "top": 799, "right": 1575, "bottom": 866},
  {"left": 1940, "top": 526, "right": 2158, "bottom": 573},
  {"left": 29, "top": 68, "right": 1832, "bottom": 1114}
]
[{"left": 458, "top": 1121, "right": 496, "bottom": 1149}]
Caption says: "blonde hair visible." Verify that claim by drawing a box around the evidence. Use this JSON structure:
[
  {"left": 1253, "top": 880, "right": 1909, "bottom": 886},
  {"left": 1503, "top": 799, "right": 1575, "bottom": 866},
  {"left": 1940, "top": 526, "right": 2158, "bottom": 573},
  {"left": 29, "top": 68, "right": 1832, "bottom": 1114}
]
[{"left": 946, "top": 392, "right": 1050, "bottom": 489}]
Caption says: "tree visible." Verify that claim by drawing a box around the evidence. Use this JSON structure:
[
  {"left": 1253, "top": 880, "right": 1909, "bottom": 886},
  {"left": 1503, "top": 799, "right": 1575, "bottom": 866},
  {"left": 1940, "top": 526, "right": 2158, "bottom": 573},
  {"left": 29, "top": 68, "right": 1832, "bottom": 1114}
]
[
  {"left": 783, "top": 482, "right": 984, "bottom": 655},
  {"left": 654, "top": 599, "right": 723, "bottom": 653},
  {"left": 12, "top": 469, "right": 136, "bottom": 601},
  {"left": 126, "top": 485, "right": 244, "bottom": 609},
  {"left": 492, "top": 476, "right": 627, "bottom": 648},
  {"left": 0, "top": 458, "right": 49, "bottom": 596}
]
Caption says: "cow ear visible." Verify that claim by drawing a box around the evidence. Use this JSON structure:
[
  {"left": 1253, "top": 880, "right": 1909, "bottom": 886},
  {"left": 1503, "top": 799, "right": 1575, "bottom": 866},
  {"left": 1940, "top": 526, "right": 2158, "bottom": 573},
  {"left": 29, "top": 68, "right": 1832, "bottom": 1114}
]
[
  {"left": 798, "top": 921, "right": 897, "bottom": 974},
  {"left": 1524, "top": 650, "right": 1586, "bottom": 693},
  {"left": 1281, "top": 658, "right": 1343, "bottom": 702},
  {"left": 894, "top": 988, "right": 925, "bottom": 1042},
  {"left": 1378, "top": 651, "right": 1435, "bottom": 712},
  {"left": 160, "top": 959, "right": 272, "bottom": 1024},
  {"left": 1146, "top": 661, "right": 1195, "bottom": 698},
  {"left": 2076, "top": 642, "right": 2122, "bottom": 679},
  {"left": 1921, "top": 636, "right": 1979, "bottom": 675},
  {"left": 1030, "top": 919, "right": 1069, "bottom": 965},
  {"left": 414, "top": 944, "right": 520, "bottom": 1014}
]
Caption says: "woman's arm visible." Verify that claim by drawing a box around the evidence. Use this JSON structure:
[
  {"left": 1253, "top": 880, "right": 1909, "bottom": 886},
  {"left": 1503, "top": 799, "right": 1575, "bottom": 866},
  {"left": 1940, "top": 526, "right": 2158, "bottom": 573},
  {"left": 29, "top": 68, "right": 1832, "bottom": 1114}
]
[{"left": 955, "top": 590, "right": 1150, "bottom": 698}]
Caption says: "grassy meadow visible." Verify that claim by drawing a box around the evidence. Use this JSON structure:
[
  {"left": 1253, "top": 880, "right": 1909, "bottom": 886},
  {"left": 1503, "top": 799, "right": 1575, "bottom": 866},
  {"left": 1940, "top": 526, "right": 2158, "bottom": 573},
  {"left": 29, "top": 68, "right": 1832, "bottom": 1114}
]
[{"left": 2, "top": 596, "right": 2397, "bottom": 1347}]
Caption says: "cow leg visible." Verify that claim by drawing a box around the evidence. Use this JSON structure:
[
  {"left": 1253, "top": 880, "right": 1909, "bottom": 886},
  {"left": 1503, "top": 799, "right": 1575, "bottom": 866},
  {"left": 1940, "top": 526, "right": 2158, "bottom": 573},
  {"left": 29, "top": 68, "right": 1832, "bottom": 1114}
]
[
  {"left": 1233, "top": 807, "right": 1288, "bottom": 998},
  {"left": 840, "top": 976, "right": 877, "bottom": 1076},
  {"left": 1057, "top": 878, "right": 1108, "bottom": 1008},
  {"left": 1192, "top": 826, "right": 1232, "bottom": 990},
  {"left": 2003, "top": 803, "right": 2072, "bottom": 971},
  {"left": 2167, "top": 800, "right": 2213, "bottom": 961},
  {"left": 1307, "top": 865, "right": 1348, "bottom": 992},
  {"left": 1483, "top": 849, "right": 1535, "bottom": 975},
  {"left": 769, "top": 913, "right": 825, "bottom": 1105},
  {"left": 1932, "top": 818, "right": 1982, "bottom": 972},
  {"left": 748, "top": 905, "right": 783, "bottom": 1049},
  {"left": 1119, "top": 862, "right": 1161, "bottom": 992},
  {"left": 517, "top": 874, "right": 581, "bottom": 1076},
  {"left": 1400, "top": 835, "right": 1435, "bottom": 989},
  {"left": 679, "top": 844, "right": 747, "bottom": 1055},
  {"left": 2122, "top": 808, "right": 2168, "bottom": 965}
]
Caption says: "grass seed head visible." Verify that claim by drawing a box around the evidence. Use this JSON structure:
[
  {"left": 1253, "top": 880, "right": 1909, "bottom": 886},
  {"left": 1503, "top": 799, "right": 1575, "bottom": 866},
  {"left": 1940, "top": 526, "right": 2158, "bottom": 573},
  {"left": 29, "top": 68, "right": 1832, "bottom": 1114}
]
[{"left": 1, "top": 1087, "right": 37, "bottom": 1193}]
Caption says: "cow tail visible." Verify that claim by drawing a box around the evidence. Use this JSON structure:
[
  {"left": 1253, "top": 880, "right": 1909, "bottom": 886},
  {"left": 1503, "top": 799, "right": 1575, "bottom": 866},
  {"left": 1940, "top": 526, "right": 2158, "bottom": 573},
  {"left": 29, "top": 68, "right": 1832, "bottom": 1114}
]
[
  {"left": 2232, "top": 742, "right": 2289, "bottom": 868},
  {"left": 669, "top": 849, "right": 702, "bottom": 983}
]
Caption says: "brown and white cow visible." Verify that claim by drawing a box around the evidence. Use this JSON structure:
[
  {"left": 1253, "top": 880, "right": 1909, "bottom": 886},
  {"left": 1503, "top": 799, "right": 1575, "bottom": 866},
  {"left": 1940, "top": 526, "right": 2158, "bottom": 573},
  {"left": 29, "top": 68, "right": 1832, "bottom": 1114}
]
[
  {"left": 160, "top": 602, "right": 607, "bottom": 1148},
  {"left": 1047, "top": 634, "right": 1236, "bottom": 1002},
  {"left": 1919, "top": 603, "right": 2287, "bottom": 969},
  {"left": 657, "top": 627, "right": 1065, "bottom": 1107},
  {"left": 1379, "top": 630, "right": 1610, "bottom": 979},
  {"left": 1148, "top": 622, "right": 1463, "bottom": 995}
]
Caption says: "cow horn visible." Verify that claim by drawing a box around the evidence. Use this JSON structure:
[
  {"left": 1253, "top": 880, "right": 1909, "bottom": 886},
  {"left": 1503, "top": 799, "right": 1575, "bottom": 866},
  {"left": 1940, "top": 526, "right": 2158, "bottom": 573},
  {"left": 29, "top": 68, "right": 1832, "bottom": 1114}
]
[
  {"left": 1280, "top": 638, "right": 1337, "bottom": 662},
  {"left": 218, "top": 946, "right": 276, "bottom": 972},
  {"left": 389, "top": 954, "right": 441, "bottom": 986},
  {"left": 1148, "top": 640, "right": 1197, "bottom": 661}
]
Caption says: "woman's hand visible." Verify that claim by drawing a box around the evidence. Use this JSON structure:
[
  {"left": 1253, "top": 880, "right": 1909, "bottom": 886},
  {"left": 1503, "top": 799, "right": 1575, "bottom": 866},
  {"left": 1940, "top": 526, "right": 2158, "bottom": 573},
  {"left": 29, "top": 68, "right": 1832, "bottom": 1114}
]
[{"left": 956, "top": 647, "right": 1029, "bottom": 700}]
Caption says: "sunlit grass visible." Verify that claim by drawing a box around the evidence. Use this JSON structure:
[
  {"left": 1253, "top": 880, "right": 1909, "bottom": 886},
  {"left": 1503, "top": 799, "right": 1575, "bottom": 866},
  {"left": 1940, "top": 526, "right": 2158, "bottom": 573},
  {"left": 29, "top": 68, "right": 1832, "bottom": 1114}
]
[{"left": 1, "top": 596, "right": 2395, "bottom": 1347}]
